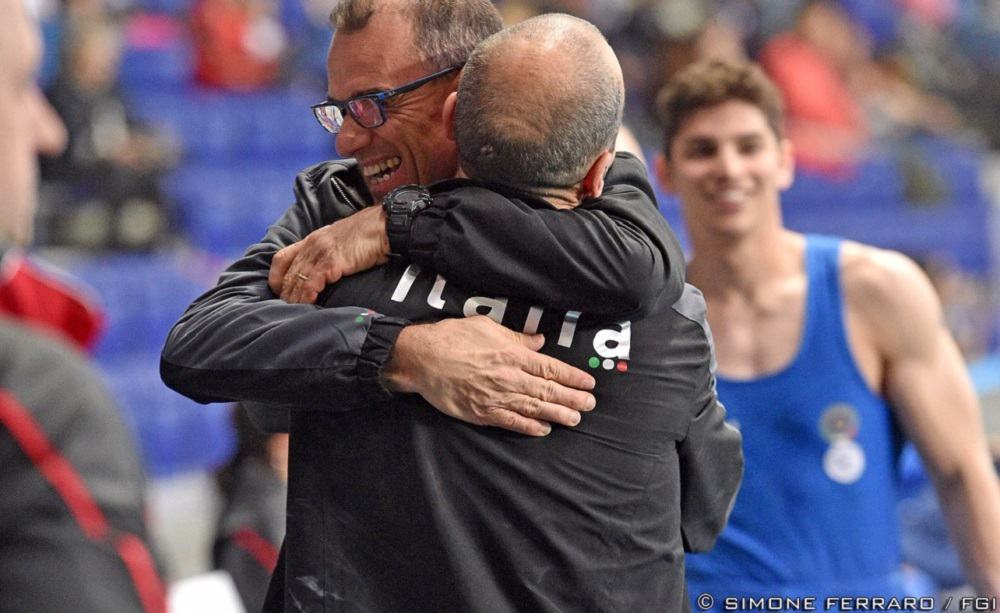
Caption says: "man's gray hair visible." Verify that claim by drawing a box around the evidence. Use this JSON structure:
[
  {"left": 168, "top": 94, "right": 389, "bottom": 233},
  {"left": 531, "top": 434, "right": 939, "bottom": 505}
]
[
  {"left": 330, "top": 0, "right": 502, "bottom": 70},
  {"left": 454, "top": 14, "right": 624, "bottom": 191}
]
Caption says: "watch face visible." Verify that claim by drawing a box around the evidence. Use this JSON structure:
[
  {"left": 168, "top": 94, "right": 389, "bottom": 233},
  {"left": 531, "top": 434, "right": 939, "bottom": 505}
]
[{"left": 391, "top": 186, "right": 426, "bottom": 205}]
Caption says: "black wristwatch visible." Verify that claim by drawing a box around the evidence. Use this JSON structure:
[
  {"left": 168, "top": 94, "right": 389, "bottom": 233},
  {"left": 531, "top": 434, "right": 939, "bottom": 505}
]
[{"left": 382, "top": 184, "right": 431, "bottom": 259}]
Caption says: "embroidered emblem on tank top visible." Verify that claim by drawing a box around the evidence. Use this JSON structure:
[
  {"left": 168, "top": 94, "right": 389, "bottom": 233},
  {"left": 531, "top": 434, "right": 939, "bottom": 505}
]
[{"left": 819, "top": 403, "right": 866, "bottom": 484}]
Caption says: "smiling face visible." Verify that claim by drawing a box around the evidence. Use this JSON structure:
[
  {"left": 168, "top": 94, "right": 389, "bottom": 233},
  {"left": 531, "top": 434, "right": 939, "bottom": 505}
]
[
  {"left": 326, "top": 7, "right": 458, "bottom": 203},
  {"left": 657, "top": 99, "right": 794, "bottom": 240}
]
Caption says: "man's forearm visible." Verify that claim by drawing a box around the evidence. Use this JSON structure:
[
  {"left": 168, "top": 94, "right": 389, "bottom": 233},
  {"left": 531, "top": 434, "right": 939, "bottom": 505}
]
[
  {"left": 161, "top": 291, "right": 405, "bottom": 409},
  {"left": 678, "top": 394, "right": 743, "bottom": 552},
  {"left": 161, "top": 195, "right": 405, "bottom": 411},
  {"left": 936, "top": 460, "right": 1000, "bottom": 594},
  {"left": 379, "top": 316, "right": 597, "bottom": 437},
  {"left": 276, "top": 154, "right": 685, "bottom": 317},
  {"left": 409, "top": 153, "right": 685, "bottom": 317}
]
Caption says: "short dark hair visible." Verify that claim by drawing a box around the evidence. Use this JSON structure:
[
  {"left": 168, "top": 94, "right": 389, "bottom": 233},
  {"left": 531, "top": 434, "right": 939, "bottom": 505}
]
[
  {"left": 330, "top": 0, "right": 502, "bottom": 70},
  {"left": 656, "top": 60, "right": 785, "bottom": 156},
  {"left": 454, "top": 14, "right": 624, "bottom": 190}
]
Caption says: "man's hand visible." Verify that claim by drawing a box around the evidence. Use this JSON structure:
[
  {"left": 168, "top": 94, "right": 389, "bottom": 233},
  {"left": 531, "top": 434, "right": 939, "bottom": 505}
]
[
  {"left": 270, "top": 206, "right": 390, "bottom": 303},
  {"left": 383, "top": 316, "right": 597, "bottom": 436}
]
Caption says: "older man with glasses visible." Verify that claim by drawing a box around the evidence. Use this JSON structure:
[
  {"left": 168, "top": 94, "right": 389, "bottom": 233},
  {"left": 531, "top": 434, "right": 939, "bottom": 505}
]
[{"left": 311, "top": 63, "right": 463, "bottom": 135}]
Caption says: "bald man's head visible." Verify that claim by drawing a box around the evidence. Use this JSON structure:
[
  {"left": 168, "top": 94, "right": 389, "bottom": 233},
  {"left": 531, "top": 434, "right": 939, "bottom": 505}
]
[
  {"left": 0, "top": 0, "right": 66, "bottom": 246},
  {"left": 454, "top": 14, "right": 624, "bottom": 193}
]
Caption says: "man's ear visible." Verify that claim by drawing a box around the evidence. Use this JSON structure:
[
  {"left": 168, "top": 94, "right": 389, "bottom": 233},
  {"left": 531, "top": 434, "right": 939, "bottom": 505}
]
[
  {"left": 653, "top": 152, "right": 673, "bottom": 194},
  {"left": 442, "top": 91, "right": 458, "bottom": 143},
  {"left": 776, "top": 137, "right": 795, "bottom": 191},
  {"left": 578, "top": 150, "right": 616, "bottom": 199}
]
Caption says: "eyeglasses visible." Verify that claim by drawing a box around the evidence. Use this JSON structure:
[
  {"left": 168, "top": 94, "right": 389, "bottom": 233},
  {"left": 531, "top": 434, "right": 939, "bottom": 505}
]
[{"left": 311, "top": 64, "right": 463, "bottom": 134}]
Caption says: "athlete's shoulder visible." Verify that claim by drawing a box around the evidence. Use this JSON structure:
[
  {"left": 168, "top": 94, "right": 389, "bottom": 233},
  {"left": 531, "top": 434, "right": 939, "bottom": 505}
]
[
  {"left": 838, "top": 239, "right": 942, "bottom": 356},
  {"left": 839, "top": 240, "right": 933, "bottom": 306}
]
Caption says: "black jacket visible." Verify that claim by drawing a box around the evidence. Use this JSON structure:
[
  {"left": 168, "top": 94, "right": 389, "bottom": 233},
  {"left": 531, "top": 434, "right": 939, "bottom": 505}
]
[
  {"left": 161, "top": 153, "right": 683, "bottom": 412},
  {"left": 161, "top": 153, "right": 742, "bottom": 612}
]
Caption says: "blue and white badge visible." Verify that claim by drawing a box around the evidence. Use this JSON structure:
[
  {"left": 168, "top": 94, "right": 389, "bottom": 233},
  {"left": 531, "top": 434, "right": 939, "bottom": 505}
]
[
  {"left": 819, "top": 403, "right": 865, "bottom": 484},
  {"left": 823, "top": 438, "right": 866, "bottom": 484}
]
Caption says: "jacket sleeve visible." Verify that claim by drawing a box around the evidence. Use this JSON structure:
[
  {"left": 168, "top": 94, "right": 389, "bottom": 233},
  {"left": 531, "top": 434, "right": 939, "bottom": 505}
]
[
  {"left": 672, "top": 286, "right": 744, "bottom": 552},
  {"left": 160, "top": 161, "right": 408, "bottom": 411},
  {"left": 408, "top": 152, "right": 685, "bottom": 319}
]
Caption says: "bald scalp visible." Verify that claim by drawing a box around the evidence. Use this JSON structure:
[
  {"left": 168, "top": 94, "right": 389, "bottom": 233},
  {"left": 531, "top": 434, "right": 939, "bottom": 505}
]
[{"left": 455, "top": 14, "right": 624, "bottom": 191}]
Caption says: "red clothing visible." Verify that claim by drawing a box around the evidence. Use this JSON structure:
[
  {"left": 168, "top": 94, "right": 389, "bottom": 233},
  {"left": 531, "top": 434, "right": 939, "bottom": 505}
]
[
  {"left": 761, "top": 33, "right": 868, "bottom": 177},
  {"left": 0, "top": 250, "right": 104, "bottom": 352},
  {"left": 191, "top": 0, "right": 281, "bottom": 91}
]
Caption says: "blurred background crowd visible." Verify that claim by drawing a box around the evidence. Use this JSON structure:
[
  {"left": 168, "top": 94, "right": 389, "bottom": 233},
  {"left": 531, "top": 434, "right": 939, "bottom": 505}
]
[{"left": 19, "top": 0, "right": 1000, "bottom": 607}]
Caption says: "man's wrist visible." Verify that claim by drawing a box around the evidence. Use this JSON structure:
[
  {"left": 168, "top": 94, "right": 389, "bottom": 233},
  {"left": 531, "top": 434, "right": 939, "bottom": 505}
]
[
  {"left": 381, "top": 324, "right": 425, "bottom": 393},
  {"left": 382, "top": 184, "right": 431, "bottom": 259},
  {"left": 360, "top": 205, "right": 391, "bottom": 260},
  {"left": 359, "top": 316, "right": 409, "bottom": 398}
]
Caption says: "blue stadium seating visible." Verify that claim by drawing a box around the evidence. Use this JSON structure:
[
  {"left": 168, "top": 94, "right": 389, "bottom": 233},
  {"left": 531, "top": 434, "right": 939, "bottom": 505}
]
[
  {"left": 120, "top": 43, "right": 192, "bottom": 89},
  {"left": 69, "top": 253, "right": 236, "bottom": 476}
]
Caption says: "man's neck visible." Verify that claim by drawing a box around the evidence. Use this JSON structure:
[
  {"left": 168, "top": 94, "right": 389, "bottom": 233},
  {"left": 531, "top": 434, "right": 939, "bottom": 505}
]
[
  {"left": 528, "top": 187, "right": 579, "bottom": 210},
  {"left": 455, "top": 166, "right": 580, "bottom": 209},
  {"left": 688, "top": 225, "right": 804, "bottom": 299}
]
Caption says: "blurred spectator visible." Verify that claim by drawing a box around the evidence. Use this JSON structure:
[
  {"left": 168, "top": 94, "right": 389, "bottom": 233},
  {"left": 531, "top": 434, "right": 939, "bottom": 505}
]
[
  {"left": 191, "top": 0, "right": 288, "bottom": 91},
  {"left": 41, "top": 16, "right": 176, "bottom": 249},
  {"left": 604, "top": 2, "right": 752, "bottom": 149},
  {"left": 760, "top": 0, "right": 870, "bottom": 176},
  {"left": 0, "top": 1, "right": 165, "bottom": 611},
  {"left": 213, "top": 404, "right": 287, "bottom": 613},
  {"left": 760, "top": 0, "right": 967, "bottom": 196},
  {"left": 913, "top": 3, "right": 1000, "bottom": 148}
]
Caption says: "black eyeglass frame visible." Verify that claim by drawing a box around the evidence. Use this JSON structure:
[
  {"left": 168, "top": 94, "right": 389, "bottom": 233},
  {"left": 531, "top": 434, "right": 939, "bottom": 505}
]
[{"left": 311, "top": 63, "right": 463, "bottom": 134}]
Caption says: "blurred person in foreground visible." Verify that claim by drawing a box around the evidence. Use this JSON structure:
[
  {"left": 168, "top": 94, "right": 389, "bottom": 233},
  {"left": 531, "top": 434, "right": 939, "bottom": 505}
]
[
  {"left": 653, "top": 59, "right": 1000, "bottom": 604},
  {"left": 288, "top": 13, "right": 739, "bottom": 611},
  {"left": 0, "top": 8, "right": 105, "bottom": 349},
  {"left": 0, "top": 1, "right": 165, "bottom": 611}
]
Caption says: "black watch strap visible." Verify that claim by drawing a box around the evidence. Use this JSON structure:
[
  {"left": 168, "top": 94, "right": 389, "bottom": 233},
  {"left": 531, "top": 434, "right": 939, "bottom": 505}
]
[{"left": 382, "top": 185, "right": 431, "bottom": 259}]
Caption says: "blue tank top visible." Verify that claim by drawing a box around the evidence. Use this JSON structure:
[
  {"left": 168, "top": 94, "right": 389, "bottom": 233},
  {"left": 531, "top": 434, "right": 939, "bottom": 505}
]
[{"left": 686, "top": 235, "right": 905, "bottom": 603}]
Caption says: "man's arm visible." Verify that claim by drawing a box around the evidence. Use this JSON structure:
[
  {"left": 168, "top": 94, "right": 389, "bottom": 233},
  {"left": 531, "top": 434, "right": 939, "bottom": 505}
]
[
  {"left": 160, "top": 199, "right": 408, "bottom": 410},
  {"left": 271, "top": 153, "right": 685, "bottom": 315},
  {"left": 679, "top": 393, "right": 743, "bottom": 553},
  {"left": 846, "top": 245, "right": 1000, "bottom": 594},
  {"left": 161, "top": 163, "right": 596, "bottom": 436},
  {"left": 673, "top": 285, "right": 744, "bottom": 552},
  {"left": 385, "top": 316, "right": 595, "bottom": 436}
]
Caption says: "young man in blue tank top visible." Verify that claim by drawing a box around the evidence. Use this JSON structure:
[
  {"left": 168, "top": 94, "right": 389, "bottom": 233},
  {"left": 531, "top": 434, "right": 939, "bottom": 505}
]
[{"left": 653, "top": 60, "right": 1000, "bottom": 602}]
